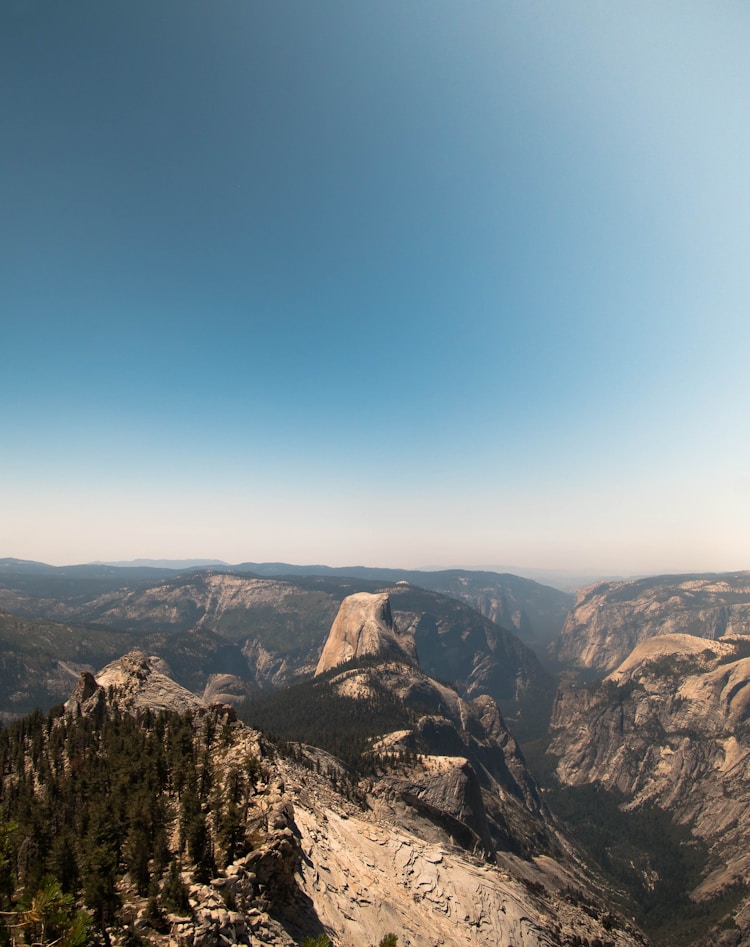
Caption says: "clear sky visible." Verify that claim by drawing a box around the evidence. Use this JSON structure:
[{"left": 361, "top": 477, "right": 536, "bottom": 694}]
[{"left": 3, "top": 0, "right": 750, "bottom": 576}]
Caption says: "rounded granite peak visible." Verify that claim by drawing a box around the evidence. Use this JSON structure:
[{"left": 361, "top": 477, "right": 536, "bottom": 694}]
[{"left": 315, "top": 591, "right": 417, "bottom": 676}]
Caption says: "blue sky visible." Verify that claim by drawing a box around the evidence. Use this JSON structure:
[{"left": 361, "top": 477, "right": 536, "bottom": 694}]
[{"left": 3, "top": 1, "right": 750, "bottom": 576}]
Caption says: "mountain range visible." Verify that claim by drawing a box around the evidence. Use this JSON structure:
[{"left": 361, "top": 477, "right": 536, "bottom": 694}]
[
  {"left": 0, "top": 589, "right": 647, "bottom": 947},
  {"left": 0, "top": 560, "right": 564, "bottom": 732},
  {"left": 5, "top": 558, "right": 750, "bottom": 944}
]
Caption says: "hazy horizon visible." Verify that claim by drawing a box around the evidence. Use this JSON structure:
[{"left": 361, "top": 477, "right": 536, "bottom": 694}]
[
  {"left": 4, "top": 2, "right": 749, "bottom": 575},
  {"left": 2, "top": 553, "right": 742, "bottom": 593}
]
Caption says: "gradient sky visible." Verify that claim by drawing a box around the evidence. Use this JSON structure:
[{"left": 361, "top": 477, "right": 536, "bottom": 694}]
[{"left": 3, "top": 1, "right": 750, "bottom": 576}]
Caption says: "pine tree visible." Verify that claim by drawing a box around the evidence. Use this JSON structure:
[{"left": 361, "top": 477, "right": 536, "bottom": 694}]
[
  {"left": 49, "top": 829, "right": 80, "bottom": 895},
  {"left": 18, "top": 877, "right": 90, "bottom": 947},
  {"left": 160, "top": 859, "right": 191, "bottom": 916},
  {"left": 186, "top": 812, "right": 214, "bottom": 884},
  {"left": 124, "top": 824, "right": 152, "bottom": 896},
  {"left": 0, "top": 811, "right": 16, "bottom": 907},
  {"left": 81, "top": 809, "right": 120, "bottom": 940}
]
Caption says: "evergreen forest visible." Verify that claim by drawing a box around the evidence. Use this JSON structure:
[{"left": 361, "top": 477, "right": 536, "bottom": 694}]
[{"left": 0, "top": 704, "right": 266, "bottom": 947}]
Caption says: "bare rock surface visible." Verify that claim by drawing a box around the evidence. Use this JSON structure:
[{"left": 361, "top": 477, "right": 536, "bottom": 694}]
[
  {"left": 66, "top": 650, "right": 206, "bottom": 715},
  {"left": 202, "top": 672, "right": 254, "bottom": 705},
  {"left": 291, "top": 795, "right": 644, "bottom": 947},
  {"left": 321, "top": 650, "right": 551, "bottom": 854},
  {"left": 152, "top": 746, "right": 647, "bottom": 947},
  {"left": 315, "top": 592, "right": 416, "bottom": 675},
  {"left": 549, "top": 632, "right": 750, "bottom": 936},
  {"left": 555, "top": 571, "right": 750, "bottom": 673}
]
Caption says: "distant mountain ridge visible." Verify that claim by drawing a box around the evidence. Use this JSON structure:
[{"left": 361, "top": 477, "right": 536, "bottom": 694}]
[
  {"left": 0, "top": 558, "right": 573, "bottom": 650},
  {"left": 234, "top": 562, "right": 573, "bottom": 647},
  {"left": 96, "top": 558, "right": 229, "bottom": 569},
  {"left": 555, "top": 571, "right": 750, "bottom": 673},
  {"left": 0, "top": 569, "right": 555, "bottom": 728}
]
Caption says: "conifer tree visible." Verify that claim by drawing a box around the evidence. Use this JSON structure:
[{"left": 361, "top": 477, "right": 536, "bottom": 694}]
[
  {"left": 160, "top": 859, "right": 190, "bottom": 916},
  {"left": 19, "top": 877, "right": 89, "bottom": 947},
  {"left": 81, "top": 809, "right": 120, "bottom": 939},
  {"left": 0, "top": 812, "right": 16, "bottom": 908},
  {"left": 49, "top": 829, "right": 79, "bottom": 895}
]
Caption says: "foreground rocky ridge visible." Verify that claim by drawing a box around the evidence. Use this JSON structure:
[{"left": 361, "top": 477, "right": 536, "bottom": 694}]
[
  {"left": 549, "top": 632, "right": 750, "bottom": 942},
  {"left": 0, "top": 650, "right": 645, "bottom": 947},
  {"left": 555, "top": 572, "right": 750, "bottom": 673}
]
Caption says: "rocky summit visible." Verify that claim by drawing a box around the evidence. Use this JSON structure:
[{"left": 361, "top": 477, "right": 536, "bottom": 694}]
[
  {"left": 66, "top": 650, "right": 207, "bottom": 716},
  {"left": 315, "top": 591, "right": 416, "bottom": 675}
]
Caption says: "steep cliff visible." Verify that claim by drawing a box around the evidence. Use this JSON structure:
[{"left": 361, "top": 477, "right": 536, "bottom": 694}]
[
  {"left": 314, "top": 592, "right": 416, "bottom": 674},
  {"left": 554, "top": 571, "right": 750, "bottom": 673},
  {"left": 548, "top": 632, "right": 750, "bottom": 942}
]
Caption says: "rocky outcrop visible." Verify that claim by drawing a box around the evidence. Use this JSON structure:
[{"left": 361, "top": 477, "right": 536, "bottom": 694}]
[
  {"left": 290, "top": 790, "right": 647, "bottom": 947},
  {"left": 309, "top": 588, "right": 558, "bottom": 863},
  {"left": 548, "top": 632, "right": 750, "bottom": 937},
  {"left": 315, "top": 592, "right": 416, "bottom": 675},
  {"left": 202, "top": 673, "right": 254, "bottom": 706},
  {"left": 384, "top": 755, "right": 494, "bottom": 852},
  {"left": 66, "top": 650, "right": 207, "bottom": 716},
  {"left": 554, "top": 571, "right": 750, "bottom": 673}
]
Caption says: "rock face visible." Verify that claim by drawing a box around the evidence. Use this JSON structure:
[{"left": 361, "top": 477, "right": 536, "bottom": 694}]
[
  {"left": 158, "top": 747, "right": 648, "bottom": 947},
  {"left": 324, "top": 659, "right": 551, "bottom": 860},
  {"left": 202, "top": 672, "right": 254, "bottom": 705},
  {"left": 315, "top": 592, "right": 416, "bottom": 675},
  {"left": 390, "top": 584, "right": 552, "bottom": 709},
  {"left": 554, "top": 571, "right": 750, "bottom": 673},
  {"left": 66, "top": 650, "right": 207, "bottom": 716},
  {"left": 548, "top": 632, "right": 750, "bottom": 939},
  {"left": 291, "top": 793, "right": 646, "bottom": 947}
]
